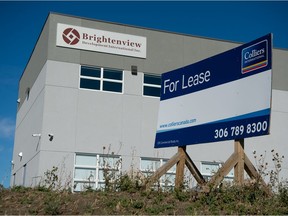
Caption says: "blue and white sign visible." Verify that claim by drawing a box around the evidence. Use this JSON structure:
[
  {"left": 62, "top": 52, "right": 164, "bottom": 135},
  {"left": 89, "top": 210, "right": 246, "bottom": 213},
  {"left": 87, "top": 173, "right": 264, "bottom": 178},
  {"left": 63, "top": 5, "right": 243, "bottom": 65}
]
[{"left": 155, "top": 34, "right": 272, "bottom": 148}]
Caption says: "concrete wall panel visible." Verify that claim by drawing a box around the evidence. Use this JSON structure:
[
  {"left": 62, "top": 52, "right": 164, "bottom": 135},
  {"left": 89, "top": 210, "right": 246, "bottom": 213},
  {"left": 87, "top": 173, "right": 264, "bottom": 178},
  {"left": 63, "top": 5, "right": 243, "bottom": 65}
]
[{"left": 13, "top": 13, "right": 288, "bottom": 188}]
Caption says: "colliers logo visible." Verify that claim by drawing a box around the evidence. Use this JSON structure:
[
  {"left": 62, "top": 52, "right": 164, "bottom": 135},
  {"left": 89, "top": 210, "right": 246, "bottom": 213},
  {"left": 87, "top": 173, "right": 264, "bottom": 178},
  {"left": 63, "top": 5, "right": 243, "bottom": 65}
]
[
  {"left": 242, "top": 40, "right": 268, "bottom": 74},
  {"left": 62, "top": 28, "right": 80, "bottom": 45}
]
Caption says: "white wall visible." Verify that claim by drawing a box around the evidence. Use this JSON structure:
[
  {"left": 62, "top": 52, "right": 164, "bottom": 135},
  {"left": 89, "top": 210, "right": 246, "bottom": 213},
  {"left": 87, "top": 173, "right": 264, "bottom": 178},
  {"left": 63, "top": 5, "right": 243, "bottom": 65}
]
[
  {"left": 11, "top": 62, "right": 46, "bottom": 186},
  {"left": 12, "top": 57, "right": 288, "bottom": 188}
]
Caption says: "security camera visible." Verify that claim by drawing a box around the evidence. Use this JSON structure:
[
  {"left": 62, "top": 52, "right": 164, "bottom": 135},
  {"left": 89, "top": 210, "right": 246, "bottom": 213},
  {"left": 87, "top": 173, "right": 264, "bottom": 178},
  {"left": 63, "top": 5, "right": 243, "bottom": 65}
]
[
  {"left": 32, "top": 133, "right": 41, "bottom": 137},
  {"left": 48, "top": 133, "right": 54, "bottom": 141}
]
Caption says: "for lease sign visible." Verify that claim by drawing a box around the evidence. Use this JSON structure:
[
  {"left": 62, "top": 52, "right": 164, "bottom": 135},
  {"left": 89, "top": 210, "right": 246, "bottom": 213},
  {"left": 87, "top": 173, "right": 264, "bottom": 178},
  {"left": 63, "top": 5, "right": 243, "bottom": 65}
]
[
  {"left": 155, "top": 34, "right": 272, "bottom": 148},
  {"left": 56, "top": 23, "right": 147, "bottom": 58}
]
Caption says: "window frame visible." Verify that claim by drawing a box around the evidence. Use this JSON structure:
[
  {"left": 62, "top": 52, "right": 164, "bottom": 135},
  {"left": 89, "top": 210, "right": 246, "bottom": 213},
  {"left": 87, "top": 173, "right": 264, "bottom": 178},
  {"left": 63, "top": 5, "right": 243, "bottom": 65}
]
[
  {"left": 73, "top": 153, "right": 122, "bottom": 192},
  {"left": 140, "top": 157, "right": 176, "bottom": 190},
  {"left": 142, "top": 73, "right": 161, "bottom": 98},
  {"left": 200, "top": 161, "right": 234, "bottom": 181},
  {"left": 79, "top": 65, "right": 124, "bottom": 94}
]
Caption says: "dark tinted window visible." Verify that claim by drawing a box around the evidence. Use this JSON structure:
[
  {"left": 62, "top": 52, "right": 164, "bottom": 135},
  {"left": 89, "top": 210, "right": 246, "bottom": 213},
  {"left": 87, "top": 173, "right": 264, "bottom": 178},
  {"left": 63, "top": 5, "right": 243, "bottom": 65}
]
[
  {"left": 80, "top": 78, "right": 100, "bottom": 90},
  {"left": 144, "top": 86, "right": 161, "bottom": 97},
  {"left": 81, "top": 67, "right": 101, "bottom": 78},
  {"left": 103, "top": 81, "right": 122, "bottom": 93},
  {"left": 143, "top": 74, "right": 161, "bottom": 97},
  {"left": 144, "top": 74, "right": 161, "bottom": 85},
  {"left": 80, "top": 66, "right": 123, "bottom": 93},
  {"left": 104, "top": 69, "right": 123, "bottom": 80}
]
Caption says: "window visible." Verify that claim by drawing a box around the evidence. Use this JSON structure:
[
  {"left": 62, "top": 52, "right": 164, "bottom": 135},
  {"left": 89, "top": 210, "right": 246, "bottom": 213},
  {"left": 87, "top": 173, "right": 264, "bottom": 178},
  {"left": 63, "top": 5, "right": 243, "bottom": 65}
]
[
  {"left": 143, "top": 74, "right": 161, "bottom": 97},
  {"left": 140, "top": 157, "right": 176, "bottom": 190},
  {"left": 200, "top": 161, "right": 234, "bottom": 181},
  {"left": 74, "top": 153, "right": 121, "bottom": 192},
  {"left": 80, "top": 66, "right": 123, "bottom": 93}
]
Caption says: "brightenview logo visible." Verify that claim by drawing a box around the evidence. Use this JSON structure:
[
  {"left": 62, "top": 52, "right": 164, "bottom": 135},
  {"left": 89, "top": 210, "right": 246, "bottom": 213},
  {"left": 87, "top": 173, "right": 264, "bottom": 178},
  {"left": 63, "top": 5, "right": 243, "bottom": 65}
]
[
  {"left": 62, "top": 27, "right": 142, "bottom": 48},
  {"left": 62, "top": 28, "right": 80, "bottom": 45},
  {"left": 81, "top": 33, "right": 142, "bottom": 48},
  {"left": 58, "top": 23, "right": 147, "bottom": 58}
]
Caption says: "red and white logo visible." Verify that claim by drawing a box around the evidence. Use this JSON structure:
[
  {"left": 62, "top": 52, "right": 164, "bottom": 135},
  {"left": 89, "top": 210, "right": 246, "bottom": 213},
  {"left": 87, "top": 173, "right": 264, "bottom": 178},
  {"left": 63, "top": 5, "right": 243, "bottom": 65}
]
[
  {"left": 57, "top": 23, "right": 146, "bottom": 58},
  {"left": 62, "top": 28, "right": 80, "bottom": 45}
]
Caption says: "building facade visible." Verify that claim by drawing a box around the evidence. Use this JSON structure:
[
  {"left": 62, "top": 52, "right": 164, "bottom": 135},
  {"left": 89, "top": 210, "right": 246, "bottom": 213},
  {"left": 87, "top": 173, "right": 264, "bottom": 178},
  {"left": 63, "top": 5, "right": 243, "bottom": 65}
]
[{"left": 12, "top": 13, "right": 288, "bottom": 191}]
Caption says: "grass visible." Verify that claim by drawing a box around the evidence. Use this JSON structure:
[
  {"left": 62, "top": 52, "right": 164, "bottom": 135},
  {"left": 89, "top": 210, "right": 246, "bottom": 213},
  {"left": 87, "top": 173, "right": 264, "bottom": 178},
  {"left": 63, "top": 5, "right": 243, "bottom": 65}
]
[
  {"left": 2, "top": 152, "right": 287, "bottom": 215},
  {"left": 1, "top": 184, "right": 288, "bottom": 215}
]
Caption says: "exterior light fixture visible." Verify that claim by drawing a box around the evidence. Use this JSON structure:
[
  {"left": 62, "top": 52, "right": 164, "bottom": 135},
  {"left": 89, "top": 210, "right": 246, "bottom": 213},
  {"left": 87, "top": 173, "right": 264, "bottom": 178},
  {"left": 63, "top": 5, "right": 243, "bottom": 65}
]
[
  {"left": 48, "top": 133, "right": 54, "bottom": 141},
  {"left": 131, "top": 65, "right": 137, "bottom": 75},
  {"left": 32, "top": 133, "right": 41, "bottom": 137}
]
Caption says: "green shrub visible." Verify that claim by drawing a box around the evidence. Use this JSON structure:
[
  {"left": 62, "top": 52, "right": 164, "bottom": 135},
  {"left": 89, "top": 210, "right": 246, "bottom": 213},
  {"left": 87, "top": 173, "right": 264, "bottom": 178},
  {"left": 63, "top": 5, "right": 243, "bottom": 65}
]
[
  {"left": 133, "top": 200, "right": 144, "bottom": 209},
  {"left": 11, "top": 185, "right": 30, "bottom": 193},
  {"left": 145, "top": 205, "right": 162, "bottom": 215},
  {"left": 117, "top": 174, "right": 134, "bottom": 191},
  {"left": 43, "top": 166, "right": 59, "bottom": 190},
  {"left": 174, "top": 189, "right": 189, "bottom": 201},
  {"left": 35, "top": 185, "right": 50, "bottom": 192},
  {"left": 116, "top": 173, "right": 143, "bottom": 192},
  {"left": 44, "top": 193, "right": 63, "bottom": 215},
  {"left": 279, "top": 185, "right": 288, "bottom": 204}
]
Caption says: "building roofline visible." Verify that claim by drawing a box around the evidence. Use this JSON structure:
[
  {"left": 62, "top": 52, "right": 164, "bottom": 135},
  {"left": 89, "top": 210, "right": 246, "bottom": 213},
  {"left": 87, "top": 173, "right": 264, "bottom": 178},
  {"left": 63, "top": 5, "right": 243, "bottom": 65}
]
[
  {"left": 49, "top": 12, "right": 288, "bottom": 52},
  {"left": 19, "top": 11, "right": 288, "bottom": 84},
  {"left": 18, "top": 12, "right": 51, "bottom": 83},
  {"left": 49, "top": 12, "right": 242, "bottom": 46}
]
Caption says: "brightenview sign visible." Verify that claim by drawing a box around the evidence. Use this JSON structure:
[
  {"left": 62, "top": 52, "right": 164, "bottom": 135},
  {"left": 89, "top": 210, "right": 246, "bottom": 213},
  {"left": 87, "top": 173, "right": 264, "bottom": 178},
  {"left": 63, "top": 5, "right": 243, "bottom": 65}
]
[
  {"left": 56, "top": 23, "right": 147, "bottom": 58},
  {"left": 155, "top": 34, "right": 272, "bottom": 148}
]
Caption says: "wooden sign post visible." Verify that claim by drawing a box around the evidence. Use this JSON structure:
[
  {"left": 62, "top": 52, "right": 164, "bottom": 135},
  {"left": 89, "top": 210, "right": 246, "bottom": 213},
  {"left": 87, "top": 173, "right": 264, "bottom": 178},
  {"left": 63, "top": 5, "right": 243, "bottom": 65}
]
[
  {"left": 234, "top": 139, "right": 245, "bottom": 185},
  {"left": 175, "top": 146, "right": 186, "bottom": 188},
  {"left": 144, "top": 139, "right": 271, "bottom": 196},
  {"left": 144, "top": 146, "right": 206, "bottom": 190},
  {"left": 207, "top": 139, "right": 271, "bottom": 195}
]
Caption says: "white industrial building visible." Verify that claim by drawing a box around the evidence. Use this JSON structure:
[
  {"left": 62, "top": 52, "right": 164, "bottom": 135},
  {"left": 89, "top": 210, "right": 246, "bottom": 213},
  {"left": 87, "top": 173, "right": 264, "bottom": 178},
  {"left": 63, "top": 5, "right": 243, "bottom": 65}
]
[{"left": 11, "top": 13, "right": 288, "bottom": 191}]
